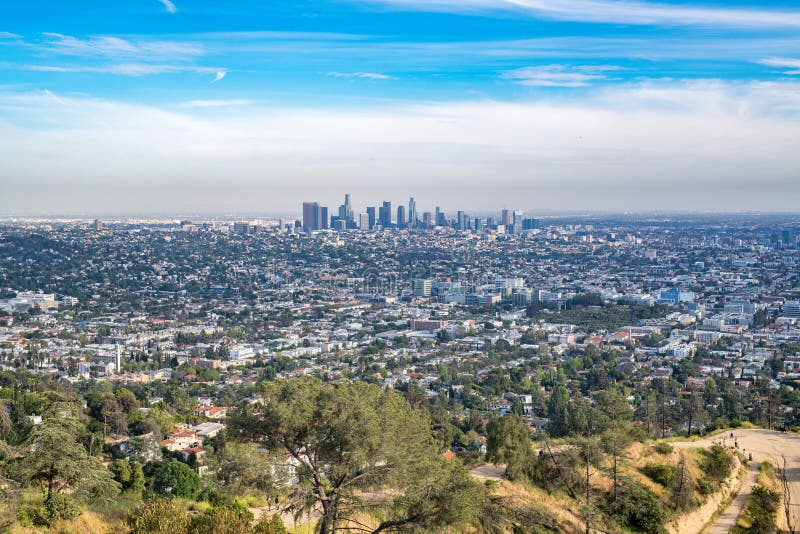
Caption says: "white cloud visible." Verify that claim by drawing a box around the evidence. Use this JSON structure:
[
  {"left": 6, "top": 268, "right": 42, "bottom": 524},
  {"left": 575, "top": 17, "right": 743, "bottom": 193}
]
[
  {"left": 328, "top": 71, "right": 394, "bottom": 79},
  {"left": 758, "top": 57, "right": 800, "bottom": 75},
  {"left": 368, "top": 0, "right": 800, "bottom": 28},
  {"left": 503, "top": 64, "right": 619, "bottom": 87},
  {"left": 24, "top": 63, "right": 225, "bottom": 80},
  {"left": 1, "top": 80, "right": 800, "bottom": 213},
  {"left": 177, "top": 99, "right": 253, "bottom": 108},
  {"left": 158, "top": 0, "right": 177, "bottom": 14},
  {"left": 39, "top": 33, "right": 203, "bottom": 58},
  {"left": 0, "top": 32, "right": 22, "bottom": 39}
]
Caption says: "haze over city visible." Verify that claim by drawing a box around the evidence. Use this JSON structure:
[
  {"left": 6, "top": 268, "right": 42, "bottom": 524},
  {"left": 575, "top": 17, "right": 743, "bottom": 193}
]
[{"left": 2, "top": 0, "right": 800, "bottom": 214}]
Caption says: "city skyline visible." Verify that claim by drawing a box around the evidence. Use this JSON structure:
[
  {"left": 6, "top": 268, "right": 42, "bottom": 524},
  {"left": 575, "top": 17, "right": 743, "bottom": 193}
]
[{"left": 2, "top": 0, "right": 800, "bottom": 214}]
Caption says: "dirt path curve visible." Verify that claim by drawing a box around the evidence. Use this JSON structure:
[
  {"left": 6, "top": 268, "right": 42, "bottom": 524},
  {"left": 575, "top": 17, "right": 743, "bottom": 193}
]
[
  {"left": 674, "top": 429, "right": 800, "bottom": 533},
  {"left": 705, "top": 459, "right": 759, "bottom": 534},
  {"left": 469, "top": 463, "right": 506, "bottom": 481}
]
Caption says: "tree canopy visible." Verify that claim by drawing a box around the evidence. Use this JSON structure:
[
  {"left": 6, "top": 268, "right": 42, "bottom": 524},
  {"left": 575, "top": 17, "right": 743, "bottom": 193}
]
[{"left": 231, "top": 377, "right": 483, "bottom": 534}]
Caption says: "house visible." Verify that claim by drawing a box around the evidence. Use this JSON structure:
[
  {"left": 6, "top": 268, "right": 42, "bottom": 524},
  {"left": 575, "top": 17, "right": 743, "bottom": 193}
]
[
  {"left": 188, "top": 422, "right": 225, "bottom": 439},
  {"left": 194, "top": 406, "right": 228, "bottom": 419},
  {"left": 160, "top": 427, "right": 201, "bottom": 452}
]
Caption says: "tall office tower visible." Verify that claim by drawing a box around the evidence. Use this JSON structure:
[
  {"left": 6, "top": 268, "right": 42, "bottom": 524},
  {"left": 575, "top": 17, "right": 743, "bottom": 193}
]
[
  {"left": 501, "top": 209, "right": 512, "bottom": 226},
  {"left": 302, "top": 202, "right": 329, "bottom": 231},
  {"left": 397, "top": 205, "right": 406, "bottom": 228},
  {"left": 366, "top": 206, "right": 376, "bottom": 230},
  {"left": 320, "top": 206, "right": 329, "bottom": 229},
  {"left": 408, "top": 197, "right": 417, "bottom": 227},
  {"left": 302, "top": 202, "right": 318, "bottom": 231},
  {"left": 435, "top": 207, "right": 446, "bottom": 227},
  {"left": 94, "top": 219, "right": 103, "bottom": 231},
  {"left": 513, "top": 210, "right": 523, "bottom": 234},
  {"left": 338, "top": 193, "right": 354, "bottom": 223},
  {"left": 522, "top": 218, "right": 540, "bottom": 230},
  {"left": 359, "top": 213, "right": 369, "bottom": 229},
  {"left": 379, "top": 201, "right": 392, "bottom": 228},
  {"left": 456, "top": 210, "right": 466, "bottom": 230},
  {"left": 474, "top": 217, "right": 484, "bottom": 232},
  {"left": 422, "top": 212, "right": 433, "bottom": 228},
  {"left": 344, "top": 193, "right": 353, "bottom": 222}
]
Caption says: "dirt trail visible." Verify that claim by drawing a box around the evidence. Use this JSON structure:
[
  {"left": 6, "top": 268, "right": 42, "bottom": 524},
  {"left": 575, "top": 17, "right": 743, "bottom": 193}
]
[
  {"left": 674, "top": 429, "right": 800, "bottom": 533},
  {"left": 469, "top": 462, "right": 506, "bottom": 481}
]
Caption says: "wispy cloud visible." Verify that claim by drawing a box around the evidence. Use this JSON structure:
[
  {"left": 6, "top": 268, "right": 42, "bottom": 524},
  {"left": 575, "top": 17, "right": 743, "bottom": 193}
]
[
  {"left": 177, "top": 99, "right": 252, "bottom": 109},
  {"left": 2, "top": 81, "right": 800, "bottom": 213},
  {"left": 758, "top": 57, "right": 800, "bottom": 75},
  {"left": 0, "top": 32, "right": 22, "bottom": 39},
  {"left": 503, "top": 64, "right": 619, "bottom": 87},
  {"left": 24, "top": 63, "right": 224, "bottom": 80},
  {"left": 368, "top": 0, "right": 800, "bottom": 28},
  {"left": 190, "top": 31, "right": 372, "bottom": 41},
  {"left": 157, "top": 0, "right": 177, "bottom": 14},
  {"left": 39, "top": 33, "right": 203, "bottom": 58},
  {"left": 328, "top": 71, "right": 394, "bottom": 80}
]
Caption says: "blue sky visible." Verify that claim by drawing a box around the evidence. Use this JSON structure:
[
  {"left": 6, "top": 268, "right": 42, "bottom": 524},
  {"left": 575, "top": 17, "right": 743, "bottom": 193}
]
[{"left": 1, "top": 0, "right": 800, "bottom": 215}]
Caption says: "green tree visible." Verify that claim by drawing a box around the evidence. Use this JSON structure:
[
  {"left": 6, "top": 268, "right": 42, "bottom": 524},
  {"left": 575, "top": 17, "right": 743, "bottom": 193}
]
[
  {"left": 21, "top": 404, "right": 119, "bottom": 504},
  {"left": 547, "top": 384, "right": 570, "bottom": 437},
  {"left": 486, "top": 415, "right": 531, "bottom": 481},
  {"left": 153, "top": 461, "right": 201, "bottom": 499},
  {"left": 130, "top": 462, "right": 146, "bottom": 495},
  {"left": 111, "top": 459, "right": 132, "bottom": 488},
  {"left": 231, "top": 377, "right": 481, "bottom": 534}
]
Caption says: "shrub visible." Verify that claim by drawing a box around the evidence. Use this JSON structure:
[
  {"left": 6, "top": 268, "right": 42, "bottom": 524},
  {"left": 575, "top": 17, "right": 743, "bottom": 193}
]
[
  {"left": 606, "top": 479, "right": 668, "bottom": 533},
  {"left": 700, "top": 444, "right": 734, "bottom": 482},
  {"left": 190, "top": 505, "right": 254, "bottom": 534},
  {"left": 735, "top": 485, "right": 780, "bottom": 534},
  {"left": 253, "top": 514, "right": 287, "bottom": 534},
  {"left": 127, "top": 498, "right": 191, "bottom": 534},
  {"left": 42, "top": 494, "right": 81, "bottom": 524},
  {"left": 642, "top": 463, "right": 676, "bottom": 487},
  {"left": 653, "top": 442, "right": 674, "bottom": 455}
]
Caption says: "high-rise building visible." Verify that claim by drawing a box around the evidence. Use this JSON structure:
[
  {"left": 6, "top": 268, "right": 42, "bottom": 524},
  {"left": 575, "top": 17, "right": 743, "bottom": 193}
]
[
  {"left": 435, "top": 207, "right": 446, "bottom": 227},
  {"left": 522, "top": 218, "right": 540, "bottom": 230},
  {"left": 784, "top": 301, "right": 800, "bottom": 318},
  {"left": 457, "top": 210, "right": 470, "bottom": 231},
  {"left": 303, "top": 202, "right": 318, "bottom": 231},
  {"left": 513, "top": 210, "right": 523, "bottom": 234},
  {"left": 302, "top": 201, "right": 328, "bottom": 231},
  {"left": 501, "top": 209, "right": 512, "bottom": 226},
  {"left": 94, "top": 219, "right": 103, "bottom": 231},
  {"left": 338, "top": 193, "right": 354, "bottom": 224},
  {"left": 397, "top": 205, "right": 406, "bottom": 228},
  {"left": 412, "top": 279, "right": 432, "bottom": 297},
  {"left": 359, "top": 213, "right": 369, "bottom": 230},
  {"left": 408, "top": 197, "right": 417, "bottom": 227},
  {"left": 366, "top": 206, "right": 376, "bottom": 230},
  {"left": 379, "top": 201, "right": 392, "bottom": 228},
  {"left": 321, "top": 207, "right": 329, "bottom": 230},
  {"left": 422, "top": 212, "right": 433, "bottom": 228}
]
